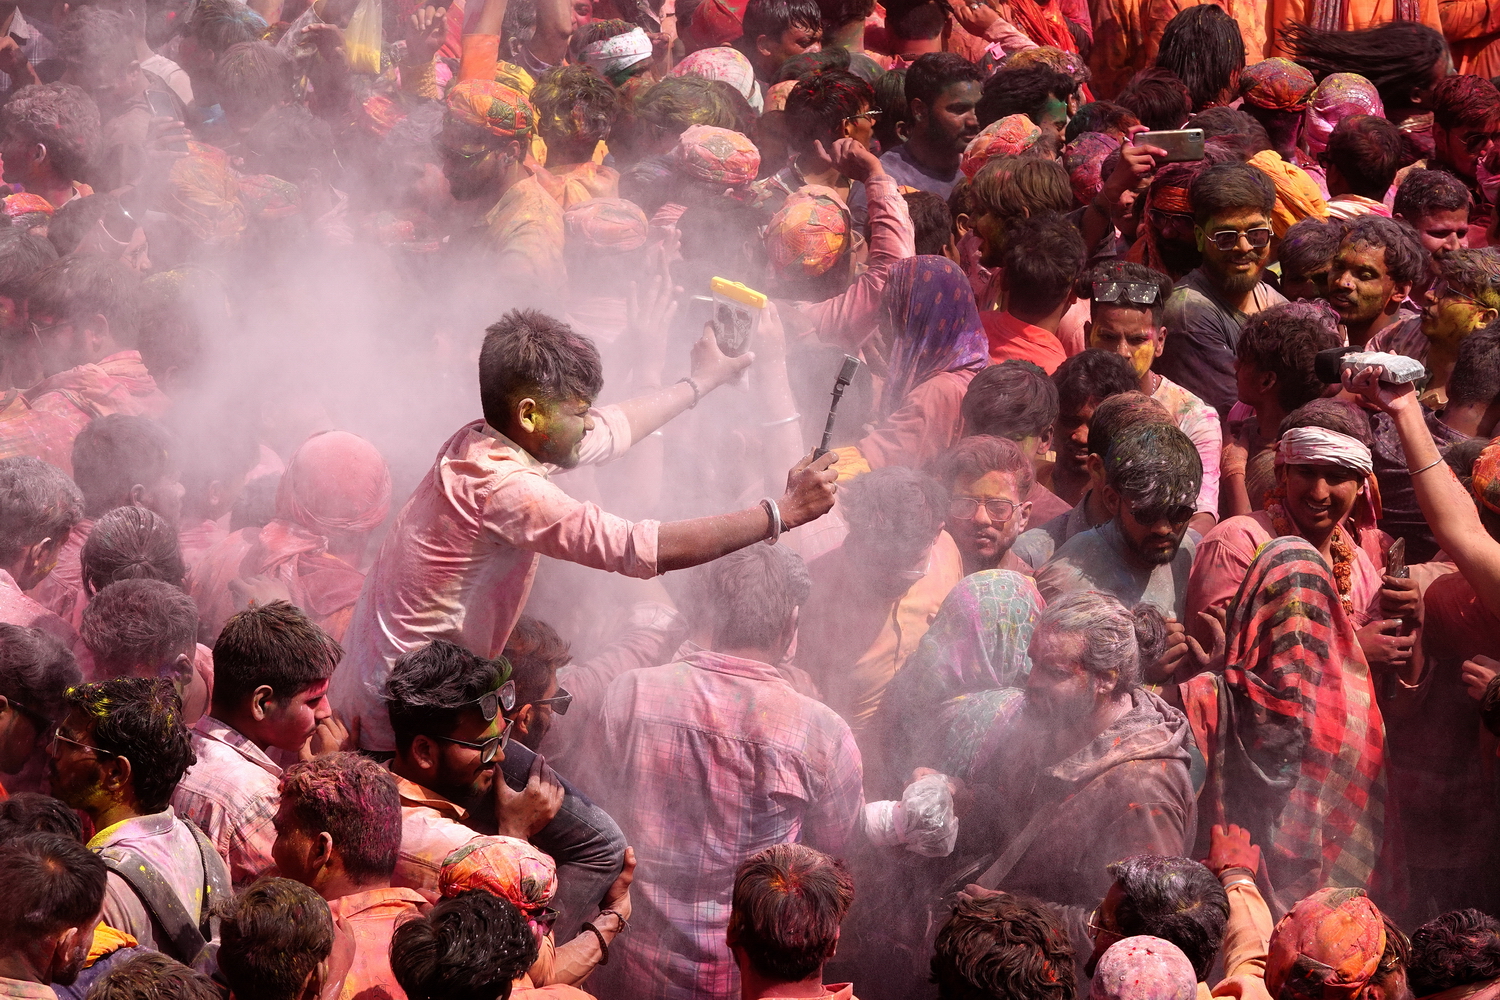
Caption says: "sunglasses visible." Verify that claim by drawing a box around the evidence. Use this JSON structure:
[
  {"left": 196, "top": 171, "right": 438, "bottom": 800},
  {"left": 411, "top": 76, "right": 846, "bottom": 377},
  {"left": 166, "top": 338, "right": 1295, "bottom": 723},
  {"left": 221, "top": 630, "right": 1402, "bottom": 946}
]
[
  {"left": 1463, "top": 130, "right": 1500, "bottom": 154},
  {"left": 432, "top": 716, "right": 515, "bottom": 764},
  {"left": 1130, "top": 502, "right": 1195, "bottom": 527},
  {"left": 949, "top": 496, "right": 1019, "bottom": 522},
  {"left": 469, "top": 678, "right": 518, "bottom": 721},
  {"left": 1204, "top": 227, "right": 1272, "bottom": 252},
  {"left": 1092, "top": 280, "right": 1160, "bottom": 306},
  {"left": 531, "top": 687, "right": 573, "bottom": 716}
]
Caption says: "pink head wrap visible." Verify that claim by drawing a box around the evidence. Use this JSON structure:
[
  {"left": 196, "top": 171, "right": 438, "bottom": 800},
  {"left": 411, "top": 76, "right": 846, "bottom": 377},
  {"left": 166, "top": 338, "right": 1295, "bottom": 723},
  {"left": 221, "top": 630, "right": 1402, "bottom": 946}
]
[
  {"left": 440, "top": 836, "right": 560, "bottom": 940},
  {"left": 961, "top": 114, "right": 1043, "bottom": 180},
  {"left": 1303, "top": 74, "right": 1384, "bottom": 157},
  {"left": 276, "top": 430, "right": 392, "bottom": 536},
  {"left": 764, "top": 185, "right": 850, "bottom": 278},
  {"left": 1090, "top": 936, "right": 1199, "bottom": 1000},
  {"left": 671, "top": 45, "right": 763, "bottom": 113},
  {"left": 564, "top": 197, "right": 649, "bottom": 252},
  {"left": 1474, "top": 437, "right": 1500, "bottom": 514},
  {"left": 1240, "top": 58, "right": 1317, "bottom": 112},
  {"left": 673, "top": 123, "right": 760, "bottom": 186},
  {"left": 684, "top": 0, "right": 746, "bottom": 48},
  {"left": 766, "top": 79, "right": 798, "bottom": 112},
  {"left": 1276, "top": 425, "right": 1382, "bottom": 527},
  {"left": 580, "top": 26, "right": 653, "bottom": 78},
  {"left": 1065, "top": 131, "right": 1120, "bottom": 205}
]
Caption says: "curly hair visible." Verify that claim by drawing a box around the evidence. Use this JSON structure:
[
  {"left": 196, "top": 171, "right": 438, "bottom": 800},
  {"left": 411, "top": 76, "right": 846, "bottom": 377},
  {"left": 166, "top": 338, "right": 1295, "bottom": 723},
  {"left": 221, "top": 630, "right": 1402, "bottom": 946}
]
[
  {"left": 1433, "top": 74, "right": 1500, "bottom": 133},
  {"left": 66, "top": 677, "right": 196, "bottom": 813},
  {"left": 1235, "top": 300, "right": 1344, "bottom": 412},
  {"left": 1394, "top": 168, "right": 1472, "bottom": 220},
  {"left": 1279, "top": 216, "right": 1349, "bottom": 284},
  {"left": 932, "top": 891, "right": 1075, "bottom": 1000},
  {"left": 531, "top": 65, "right": 620, "bottom": 149},
  {"left": 1107, "top": 855, "right": 1229, "bottom": 980},
  {"left": 88, "top": 952, "right": 221, "bottom": 1000},
  {"left": 1339, "top": 214, "right": 1429, "bottom": 286},
  {"left": 0, "top": 83, "right": 100, "bottom": 182},
  {"left": 392, "top": 892, "right": 538, "bottom": 1000},
  {"left": 1409, "top": 910, "right": 1500, "bottom": 997}
]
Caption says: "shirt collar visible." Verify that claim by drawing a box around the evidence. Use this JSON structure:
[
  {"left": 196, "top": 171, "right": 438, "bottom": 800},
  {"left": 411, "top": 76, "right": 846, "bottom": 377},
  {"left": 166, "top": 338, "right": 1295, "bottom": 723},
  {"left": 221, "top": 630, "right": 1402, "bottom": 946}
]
[
  {"left": 388, "top": 766, "right": 469, "bottom": 821},
  {"left": 476, "top": 421, "right": 545, "bottom": 473},
  {"left": 88, "top": 807, "right": 178, "bottom": 850},
  {"left": 682, "top": 647, "right": 787, "bottom": 684},
  {"left": 195, "top": 715, "right": 283, "bottom": 776},
  {"left": 326, "top": 885, "right": 429, "bottom": 918},
  {"left": 7, "top": 11, "right": 34, "bottom": 41}
]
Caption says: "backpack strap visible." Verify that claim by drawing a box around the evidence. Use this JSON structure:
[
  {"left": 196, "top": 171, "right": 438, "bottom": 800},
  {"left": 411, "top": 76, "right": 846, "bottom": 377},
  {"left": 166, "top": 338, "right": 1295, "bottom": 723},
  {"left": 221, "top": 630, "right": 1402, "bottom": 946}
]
[{"left": 98, "top": 845, "right": 207, "bottom": 965}]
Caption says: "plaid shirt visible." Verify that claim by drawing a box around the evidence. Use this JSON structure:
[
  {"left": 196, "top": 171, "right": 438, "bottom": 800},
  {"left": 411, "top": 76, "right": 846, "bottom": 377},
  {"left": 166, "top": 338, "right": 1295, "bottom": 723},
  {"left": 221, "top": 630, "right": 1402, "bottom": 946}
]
[
  {"left": 590, "top": 649, "right": 864, "bottom": 1000},
  {"left": 171, "top": 717, "right": 283, "bottom": 887}
]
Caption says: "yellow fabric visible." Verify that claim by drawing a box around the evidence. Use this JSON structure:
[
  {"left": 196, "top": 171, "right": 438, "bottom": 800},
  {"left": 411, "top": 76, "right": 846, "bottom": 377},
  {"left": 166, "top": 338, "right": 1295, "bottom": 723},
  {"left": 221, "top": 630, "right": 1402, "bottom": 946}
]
[
  {"left": 831, "top": 445, "right": 871, "bottom": 483},
  {"left": 87, "top": 924, "right": 139, "bottom": 964},
  {"left": 1249, "top": 150, "right": 1328, "bottom": 237}
]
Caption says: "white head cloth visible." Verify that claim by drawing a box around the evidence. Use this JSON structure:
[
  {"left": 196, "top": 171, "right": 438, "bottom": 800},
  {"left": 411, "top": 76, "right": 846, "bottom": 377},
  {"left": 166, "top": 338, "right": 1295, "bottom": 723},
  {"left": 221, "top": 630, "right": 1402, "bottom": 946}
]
[
  {"left": 582, "top": 27, "right": 653, "bottom": 77},
  {"left": 1275, "top": 425, "right": 1374, "bottom": 475}
]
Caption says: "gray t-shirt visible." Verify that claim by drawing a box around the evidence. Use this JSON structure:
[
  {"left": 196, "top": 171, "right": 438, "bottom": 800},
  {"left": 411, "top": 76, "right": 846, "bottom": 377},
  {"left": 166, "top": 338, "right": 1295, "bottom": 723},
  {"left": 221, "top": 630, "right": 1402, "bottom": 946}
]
[
  {"left": 1154, "top": 268, "right": 1285, "bottom": 417},
  {"left": 850, "top": 144, "right": 961, "bottom": 228}
]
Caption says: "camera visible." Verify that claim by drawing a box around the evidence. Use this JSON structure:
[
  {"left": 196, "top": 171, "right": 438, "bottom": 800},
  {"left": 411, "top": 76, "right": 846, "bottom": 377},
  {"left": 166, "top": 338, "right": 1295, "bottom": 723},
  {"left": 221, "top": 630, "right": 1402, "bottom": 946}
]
[{"left": 1314, "top": 347, "right": 1427, "bottom": 385}]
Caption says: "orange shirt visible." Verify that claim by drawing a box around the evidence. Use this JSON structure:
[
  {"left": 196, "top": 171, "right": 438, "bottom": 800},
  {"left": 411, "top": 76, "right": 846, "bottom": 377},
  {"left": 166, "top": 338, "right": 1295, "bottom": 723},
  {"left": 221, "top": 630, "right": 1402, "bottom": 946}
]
[{"left": 981, "top": 311, "right": 1067, "bottom": 374}]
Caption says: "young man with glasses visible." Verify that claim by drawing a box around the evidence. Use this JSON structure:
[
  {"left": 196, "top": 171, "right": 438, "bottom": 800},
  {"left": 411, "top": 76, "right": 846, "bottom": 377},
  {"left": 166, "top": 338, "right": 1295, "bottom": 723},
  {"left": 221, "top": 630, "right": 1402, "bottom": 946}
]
[
  {"left": 929, "top": 434, "right": 1035, "bottom": 576},
  {"left": 1157, "top": 162, "right": 1286, "bottom": 417},
  {"left": 500, "top": 615, "right": 577, "bottom": 753},
  {"left": 170, "top": 601, "right": 339, "bottom": 888}
]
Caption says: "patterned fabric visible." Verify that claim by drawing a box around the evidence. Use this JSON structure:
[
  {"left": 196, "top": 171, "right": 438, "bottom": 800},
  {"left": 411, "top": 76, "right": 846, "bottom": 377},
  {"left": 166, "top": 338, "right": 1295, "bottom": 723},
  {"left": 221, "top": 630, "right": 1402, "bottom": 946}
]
[
  {"left": 441, "top": 835, "right": 559, "bottom": 932},
  {"left": 164, "top": 142, "right": 248, "bottom": 244},
  {"left": 764, "top": 186, "right": 849, "bottom": 278},
  {"left": 590, "top": 648, "right": 864, "bottom": 1000},
  {"left": 1212, "top": 536, "right": 1390, "bottom": 905},
  {"left": 446, "top": 79, "right": 536, "bottom": 140},
  {"left": 671, "top": 45, "right": 763, "bottom": 112},
  {"left": 960, "top": 115, "right": 1043, "bottom": 180},
  {"left": 673, "top": 124, "right": 759, "bottom": 186},
  {"left": 766, "top": 79, "right": 797, "bottom": 111},
  {"left": 1065, "top": 131, "right": 1121, "bottom": 205},
  {"left": 879, "top": 256, "right": 989, "bottom": 415},
  {"left": 1090, "top": 936, "right": 1199, "bottom": 1000},
  {"left": 1007, "top": 0, "right": 1079, "bottom": 52},
  {"left": 2, "top": 192, "right": 54, "bottom": 220},
  {"left": 1240, "top": 57, "right": 1317, "bottom": 111},
  {"left": 1264, "top": 887, "right": 1386, "bottom": 1000},
  {"left": 564, "top": 197, "right": 648, "bottom": 252},
  {"left": 580, "top": 26, "right": 653, "bottom": 77},
  {"left": 1303, "top": 75, "right": 1385, "bottom": 157},
  {"left": 1249, "top": 150, "right": 1329, "bottom": 238},
  {"left": 1475, "top": 437, "right": 1500, "bottom": 514},
  {"left": 170, "top": 716, "right": 283, "bottom": 887}
]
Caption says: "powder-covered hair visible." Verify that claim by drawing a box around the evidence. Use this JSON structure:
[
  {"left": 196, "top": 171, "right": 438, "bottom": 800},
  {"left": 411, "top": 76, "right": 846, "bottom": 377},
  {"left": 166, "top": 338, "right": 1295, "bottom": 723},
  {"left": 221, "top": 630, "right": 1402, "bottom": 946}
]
[{"left": 279, "top": 753, "right": 402, "bottom": 882}]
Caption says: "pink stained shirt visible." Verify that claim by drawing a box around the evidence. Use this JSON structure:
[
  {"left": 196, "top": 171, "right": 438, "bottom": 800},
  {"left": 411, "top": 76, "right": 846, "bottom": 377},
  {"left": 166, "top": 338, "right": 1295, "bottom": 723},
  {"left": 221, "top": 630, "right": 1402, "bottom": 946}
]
[
  {"left": 170, "top": 715, "right": 283, "bottom": 887},
  {"left": 1152, "top": 374, "right": 1223, "bottom": 517},
  {"left": 333, "top": 407, "right": 658, "bottom": 751},
  {"left": 388, "top": 770, "right": 484, "bottom": 894},
  {"left": 0, "top": 567, "right": 82, "bottom": 655},
  {"left": 857, "top": 368, "right": 979, "bottom": 471},
  {"left": 327, "top": 886, "right": 429, "bottom": 1000}
]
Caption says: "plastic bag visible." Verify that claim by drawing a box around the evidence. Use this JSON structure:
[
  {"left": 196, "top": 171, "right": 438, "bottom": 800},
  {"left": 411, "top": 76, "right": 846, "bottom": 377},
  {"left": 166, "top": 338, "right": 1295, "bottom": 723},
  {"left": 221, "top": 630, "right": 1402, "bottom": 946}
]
[
  {"left": 344, "top": 0, "right": 383, "bottom": 75},
  {"left": 861, "top": 773, "right": 959, "bottom": 858}
]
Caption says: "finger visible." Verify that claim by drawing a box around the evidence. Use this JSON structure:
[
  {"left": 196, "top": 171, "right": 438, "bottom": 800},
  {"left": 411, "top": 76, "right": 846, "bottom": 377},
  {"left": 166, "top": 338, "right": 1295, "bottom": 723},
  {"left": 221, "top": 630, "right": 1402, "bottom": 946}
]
[
  {"left": 528, "top": 752, "right": 545, "bottom": 784},
  {"left": 700, "top": 322, "right": 716, "bottom": 345},
  {"left": 810, "top": 450, "right": 839, "bottom": 471},
  {"left": 732, "top": 351, "right": 755, "bottom": 370},
  {"left": 813, "top": 139, "right": 829, "bottom": 161}
]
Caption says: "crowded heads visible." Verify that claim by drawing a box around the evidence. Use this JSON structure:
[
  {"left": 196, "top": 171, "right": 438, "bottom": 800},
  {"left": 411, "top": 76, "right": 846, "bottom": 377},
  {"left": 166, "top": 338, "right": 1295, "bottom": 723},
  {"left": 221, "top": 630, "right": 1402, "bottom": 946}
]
[
  {"left": 932, "top": 890, "right": 1075, "bottom": 1000},
  {"left": 274, "top": 752, "right": 402, "bottom": 889},
  {"left": 49, "top": 677, "right": 196, "bottom": 818},
  {"left": 728, "top": 844, "right": 854, "bottom": 983},
  {"left": 0, "top": 625, "right": 80, "bottom": 774},
  {"left": 217, "top": 878, "right": 335, "bottom": 1000},
  {"left": 0, "top": 456, "right": 83, "bottom": 591}
]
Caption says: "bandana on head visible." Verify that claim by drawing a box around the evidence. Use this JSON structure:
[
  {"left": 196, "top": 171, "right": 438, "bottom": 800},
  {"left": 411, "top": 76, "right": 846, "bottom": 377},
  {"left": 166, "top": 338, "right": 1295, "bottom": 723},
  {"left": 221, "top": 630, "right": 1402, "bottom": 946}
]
[
  {"left": 1065, "top": 131, "right": 1120, "bottom": 205},
  {"left": 440, "top": 836, "right": 559, "bottom": 941},
  {"left": 1474, "top": 437, "right": 1500, "bottom": 514},
  {"left": 1090, "top": 936, "right": 1199, "bottom": 1000},
  {"left": 1241, "top": 57, "right": 1317, "bottom": 112},
  {"left": 671, "top": 45, "right": 762, "bottom": 112},
  {"left": 445, "top": 79, "right": 536, "bottom": 141},
  {"left": 684, "top": 0, "right": 746, "bottom": 48},
  {"left": 1249, "top": 149, "right": 1329, "bottom": 238},
  {"left": 1304, "top": 74, "right": 1385, "bottom": 157},
  {"left": 1276, "top": 425, "right": 1382, "bottom": 528},
  {"left": 2, "top": 192, "right": 55, "bottom": 219},
  {"left": 1265, "top": 888, "right": 1386, "bottom": 1000},
  {"left": 565, "top": 197, "right": 649, "bottom": 252},
  {"left": 673, "top": 123, "right": 760, "bottom": 186},
  {"left": 581, "top": 26, "right": 653, "bottom": 78},
  {"left": 277, "top": 430, "right": 392, "bottom": 536},
  {"left": 764, "top": 185, "right": 849, "bottom": 278},
  {"left": 961, "top": 115, "right": 1043, "bottom": 180}
]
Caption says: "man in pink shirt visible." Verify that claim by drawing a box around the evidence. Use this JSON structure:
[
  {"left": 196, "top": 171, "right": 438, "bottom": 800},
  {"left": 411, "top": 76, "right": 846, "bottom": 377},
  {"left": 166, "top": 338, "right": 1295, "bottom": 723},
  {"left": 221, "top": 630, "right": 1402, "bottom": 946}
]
[
  {"left": 334, "top": 308, "right": 839, "bottom": 751},
  {"left": 982, "top": 215, "right": 1081, "bottom": 375}
]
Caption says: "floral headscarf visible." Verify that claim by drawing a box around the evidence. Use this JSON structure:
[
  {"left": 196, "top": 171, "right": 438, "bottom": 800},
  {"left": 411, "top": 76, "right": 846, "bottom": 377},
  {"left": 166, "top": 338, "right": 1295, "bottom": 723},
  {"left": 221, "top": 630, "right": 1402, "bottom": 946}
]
[
  {"left": 961, "top": 115, "right": 1044, "bottom": 180},
  {"left": 1303, "top": 74, "right": 1384, "bottom": 157},
  {"left": 671, "top": 44, "right": 763, "bottom": 113},
  {"left": 879, "top": 255, "right": 989, "bottom": 414},
  {"left": 673, "top": 123, "right": 760, "bottom": 186}
]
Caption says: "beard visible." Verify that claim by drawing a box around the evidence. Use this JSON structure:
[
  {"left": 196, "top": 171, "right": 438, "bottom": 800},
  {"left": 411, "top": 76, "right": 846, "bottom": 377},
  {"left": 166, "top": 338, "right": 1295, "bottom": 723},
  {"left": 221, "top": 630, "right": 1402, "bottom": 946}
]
[{"left": 1217, "top": 266, "right": 1263, "bottom": 296}]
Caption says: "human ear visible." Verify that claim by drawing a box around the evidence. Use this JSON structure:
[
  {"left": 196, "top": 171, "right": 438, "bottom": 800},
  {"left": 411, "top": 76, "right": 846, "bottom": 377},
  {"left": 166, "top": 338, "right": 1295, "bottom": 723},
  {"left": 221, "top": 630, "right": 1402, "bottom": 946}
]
[
  {"left": 1100, "top": 483, "right": 1121, "bottom": 517},
  {"left": 168, "top": 653, "right": 196, "bottom": 697},
  {"left": 516, "top": 398, "right": 540, "bottom": 432},
  {"left": 250, "top": 684, "right": 276, "bottom": 722}
]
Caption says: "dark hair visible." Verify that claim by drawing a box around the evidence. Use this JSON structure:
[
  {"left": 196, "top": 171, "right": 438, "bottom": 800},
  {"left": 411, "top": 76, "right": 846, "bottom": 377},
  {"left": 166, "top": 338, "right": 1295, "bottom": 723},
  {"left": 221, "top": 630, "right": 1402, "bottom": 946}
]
[
  {"left": 243, "top": 103, "right": 336, "bottom": 182},
  {"left": 903, "top": 52, "right": 982, "bottom": 111},
  {"left": 1117, "top": 68, "right": 1192, "bottom": 131},
  {"left": 0, "top": 456, "right": 83, "bottom": 567},
  {"left": 182, "top": 0, "right": 266, "bottom": 55},
  {"left": 1433, "top": 248, "right": 1500, "bottom": 309},
  {"left": 1433, "top": 74, "right": 1500, "bottom": 133},
  {"left": 385, "top": 640, "right": 504, "bottom": 752},
  {"left": 976, "top": 65, "right": 1076, "bottom": 129},
  {"left": 90, "top": 952, "right": 222, "bottom": 1000},
  {"left": 81, "top": 505, "right": 185, "bottom": 596},
  {"left": 784, "top": 70, "right": 875, "bottom": 154},
  {"left": 842, "top": 465, "right": 948, "bottom": 547},
  {"left": 0, "top": 623, "right": 78, "bottom": 737},
  {"left": 478, "top": 310, "right": 604, "bottom": 429},
  {"left": 80, "top": 579, "right": 198, "bottom": 675},
  {"left": 391, "top": 891, "right": 538, "bottom": 1000},
  {"left": 1189, "top": 106, "right": 1272, "bottom": 160},
  {"left": 280, "top": 753, "right": 402, "bottom": 882},
  {"left": 1448, "top": 324, "right": 1500, "bottom": 409},
  {"left": 1339, "top": 214, "right": 1430, "bottom": 286},
  {"left": 1278, "top": 397, "right": 1373, "bottom": 446},
  {"left": 1394, "top": 168, "right": 1472, "bottom": 220},
  {"left": 46, "top": 194, "right": 120, "bottom": 258},
  {"left": 815, "top": 0, "right": 876, "bottom": 31},
  {"left": 698, "top": 541, "right": 811, "bottom": 648},
  {"left": 1080, "top": 260, "right": 1174, "bottom": 325},
  {"left": 212, "top": 601, "right": 341, "bottom": 707},
  {"left": 1103, "top": 421, "right": 1202, "bottom": 508},
  {"left": 139, "top": 267, "right": 230, "bottom": 390},
  {"left": 1409, "top": 909, "right": 1500, "bottom": 997},
  {"left": 531, "top": 65, "right": 619, "bottom": 150},
  {"left": 741, "top": 0, "right": 821, "bottom": 46},
  {"left": 1107, "top": 855, "right": 1229, "bottom": 980},
  {"left": 962, "top": 360, "right": 1059, "bottom": 442},
  {"left": 1284, "top": 21, "right": 1447, "bottom": 115},
  {"left": 931, "top": 434, "right": 1036, "bottom": 496},
  {"left": 889, "top": 2, "right": 947, "bottom": 41},
  {"left": 635, "top": 75, "right": 755, "bottom": 139},
  {"left": 1086, "top": 390, "right": 1172, "bottom": 458},
  {"left": 1235, "top": 300, "right": 1344, "bottom": 412},
  {"left": 1189, "top": 161, "right": 1276, "bottom": 226},
  {"left": 932, "top": 891, "right": 1075, "bottom": 1000},
  {"left": 0, "top": 792, "right": 86, "bottom": 842},
  {"left": 501, "top": 615, "right": 571, "bottom": 709},
  {"left": 214, "top": 41, "right": 294, "bottom": 125},
  {"left": 218, "top": 877, "right": 335, "bottom": 1000},
  {"left": 873, "top": 68, "right": 908, "bottom": 149},
  {"left": 1066, "top": 101, "right": 1140, "bottom": 143},
  {"left": 1325, "top": 115, "right": 1402, "bottom": 200},
  {"left": 0, "top": 84, "right": 100, "bottom": 182},
  {"left": 70, "top": 415, "right": 173, "bottom": 519},
  {"left": 0, "top": 832, "right": 108, "bottom": 943},
  {"left": 1000, "top": 215, "right": 1086, "bottom": 316},
  {"left": 729, "top": 843, "right": 853, "bottom": 982},
  {"left": 1155, "top": 4, "right": 1244, "bottom": 111},
  {"left": 905, "top": 190, "right": 955, "bottom": 256},
  {"left": 0, "top": 227, "right": 58, "bottom": 299},
  {"left": 972, "top": 156, "right": 1074, "bottom": 223},
  {"left": 1279, "top": 216, "right": 1349, "bottom": 282},
  {"left": 25, "top": 253, "right": 143, "bottom": 348},
  {"left": 776, "top": 47, "right": 851, "bottom": 81},
  {"left": 65, "top": 677, "right": 195, "bottom": 812},
  {"left": 1053, "top": 350, "right": 1141, "bottom": 415}
]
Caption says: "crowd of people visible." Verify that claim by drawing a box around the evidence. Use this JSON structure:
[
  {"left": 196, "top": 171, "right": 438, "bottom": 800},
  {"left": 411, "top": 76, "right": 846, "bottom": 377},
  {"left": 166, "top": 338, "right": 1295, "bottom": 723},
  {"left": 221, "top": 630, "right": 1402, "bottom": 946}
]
[{"left": 6, "top": 0, "right": 1500, "bottom": 997}]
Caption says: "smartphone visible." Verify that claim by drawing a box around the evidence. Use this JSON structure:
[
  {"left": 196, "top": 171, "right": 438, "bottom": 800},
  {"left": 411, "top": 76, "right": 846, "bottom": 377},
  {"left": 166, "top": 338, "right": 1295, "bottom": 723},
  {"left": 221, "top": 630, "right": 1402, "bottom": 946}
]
[
  {"left": 1135, "top": 128, "right": 1205, "bottom": 163},
  {"left": 145, "top": 90, "right": 190, "bottom": 152}
]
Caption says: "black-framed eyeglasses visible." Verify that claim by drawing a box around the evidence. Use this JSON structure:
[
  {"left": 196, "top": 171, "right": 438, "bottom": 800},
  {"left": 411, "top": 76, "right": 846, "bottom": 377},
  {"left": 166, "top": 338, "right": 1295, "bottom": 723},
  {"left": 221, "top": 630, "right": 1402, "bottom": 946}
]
[
  {"left": 1463, "top": 129, "right": 1500, "bottom": 154},
  {"left": 432, "top": 717, "right": 515, "bottom": 764},
  {"left": 950, "top": 496, "right": 1020, "bottom": 522},
  {"left": 50, "top": 728, "right": 118, "bottom": 759},
  {"left": 531, "top": 687, "right": 573, "bottom": 716},
  {"left": 5, "top": 697, "right": 51, "bottom": 734},
  {"left": 466, "top": 678, "right": 517, "bottom": 722},
  {"left": 1130, "top": 502, "right": 1195, "bottom": 527},
  {"left": 843, "top": 108, "right": 883, "bottom": 124},
  {"left": 1092, "top": 280, "right": 1160, "bottom": 306},
  {"left": 1431, "top": 277, "right": 1482, "bottom": 306},
  {"left": 1204, "top": 227, "right": 1272, "bottom": 252}
]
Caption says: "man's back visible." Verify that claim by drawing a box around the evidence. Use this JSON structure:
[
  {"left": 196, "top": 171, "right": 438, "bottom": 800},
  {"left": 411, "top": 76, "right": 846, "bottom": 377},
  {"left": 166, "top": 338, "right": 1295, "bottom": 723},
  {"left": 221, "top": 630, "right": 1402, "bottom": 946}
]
[{"left": 592, "top": 650, "right": 864, "bottom": 1000}]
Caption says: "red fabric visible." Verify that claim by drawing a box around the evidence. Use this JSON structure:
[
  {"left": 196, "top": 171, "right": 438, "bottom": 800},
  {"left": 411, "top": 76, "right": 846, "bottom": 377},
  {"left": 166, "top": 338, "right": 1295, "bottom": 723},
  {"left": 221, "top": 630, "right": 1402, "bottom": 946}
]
[
  {"left": 1007, "top": 0, "right": 1080, "bottom": 51},
  {"left": 981, "top": 311, "right": 1067, "bottom": 373}
]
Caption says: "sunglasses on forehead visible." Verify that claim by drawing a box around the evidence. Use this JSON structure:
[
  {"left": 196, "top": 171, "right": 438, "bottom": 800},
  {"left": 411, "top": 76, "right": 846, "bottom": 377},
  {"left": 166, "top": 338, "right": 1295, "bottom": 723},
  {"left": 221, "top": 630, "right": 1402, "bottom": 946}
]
[{"left": 1092, "top": 280, "right": 1160, "bottom": 306}]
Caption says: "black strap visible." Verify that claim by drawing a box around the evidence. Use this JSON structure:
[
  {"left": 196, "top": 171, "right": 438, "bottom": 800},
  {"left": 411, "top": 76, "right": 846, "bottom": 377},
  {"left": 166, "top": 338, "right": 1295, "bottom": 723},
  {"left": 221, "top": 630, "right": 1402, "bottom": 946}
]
[{"left": 98, "top": 820, "right": 229, "bottom": 966}]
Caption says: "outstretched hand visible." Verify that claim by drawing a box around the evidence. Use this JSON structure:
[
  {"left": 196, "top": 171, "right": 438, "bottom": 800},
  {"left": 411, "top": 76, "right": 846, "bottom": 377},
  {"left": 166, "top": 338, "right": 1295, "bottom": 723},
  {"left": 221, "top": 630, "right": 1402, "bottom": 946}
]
[
  {"left": 1206, "top": 823, "right": 1260, "bottom": 876},
  {"left": 1183, "top": 605, "right": 1228, "bottom": 674},
  {"left": 690, "top": 322, "right": 754, "bottom": 390},
  {"left": 779, "top": 450, "right": 839, "bottom": 529}
]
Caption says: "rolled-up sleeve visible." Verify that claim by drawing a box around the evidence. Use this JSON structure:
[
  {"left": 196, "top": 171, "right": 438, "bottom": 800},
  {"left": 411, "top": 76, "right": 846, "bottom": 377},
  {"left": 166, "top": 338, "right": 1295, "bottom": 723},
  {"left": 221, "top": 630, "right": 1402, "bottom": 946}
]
[{"left": 483, "top": 466, "right": 659, "bottom": 578}]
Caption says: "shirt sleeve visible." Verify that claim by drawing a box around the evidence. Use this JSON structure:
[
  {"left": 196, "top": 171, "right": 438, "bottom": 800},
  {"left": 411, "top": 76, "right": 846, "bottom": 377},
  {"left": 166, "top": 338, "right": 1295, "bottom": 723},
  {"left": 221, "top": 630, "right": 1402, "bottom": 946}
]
[
  {"left": 574, "top": 404, "right": 634, "bottom": 466},
  {"left": 1212, "top": 879, "right": 1276, "bottom": 996},
  {"left": 1179, "top": 396, "right": 1224, "bottom": 515},
  {"left": 801, "top": 723, "right": 866, "bottom": 854},
  {"left": 482, "top": 467, "right": 660, "bottom": 578},
  {"left": 1184, "top": 526, "right": 1256, "bottom": 642},
  {"left": 855, "top": 371, "right": 967, "bottom": 470}
]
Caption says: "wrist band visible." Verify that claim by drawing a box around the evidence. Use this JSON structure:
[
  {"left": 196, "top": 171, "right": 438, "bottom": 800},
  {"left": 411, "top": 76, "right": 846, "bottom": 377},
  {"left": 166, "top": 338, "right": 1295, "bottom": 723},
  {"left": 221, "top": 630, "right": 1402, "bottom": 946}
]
[
  {"left": 762, "top": 412, "right": 800, "bottom": 427},
  {"left": 1223, "top": 878, "right": 1256, "bottom": 890},
  {"left": 677, "top": 376, "right": 702, "bottom": 409},
  {"left": 760, "top": 497, "right": 783, "bottom": 545},
  {"left": 1408, "top": 456, "right": 1443, "bottom": 476},
  {"left": 580, "top": 922, "right": 609, "bottom": 965},
  {"left": 599, "top": 908, "right": 629, "bottom": 934}
]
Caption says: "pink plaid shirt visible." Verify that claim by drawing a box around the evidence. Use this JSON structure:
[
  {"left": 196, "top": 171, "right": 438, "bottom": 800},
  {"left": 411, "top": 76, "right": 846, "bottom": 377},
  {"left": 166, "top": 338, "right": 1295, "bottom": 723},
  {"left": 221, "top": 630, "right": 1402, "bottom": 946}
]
[
  {"left": 333, "top": 408, "right": 658, "bottom": 751},
  {"left": 587, "top": 649, "right": 864, "bottom": 1000},
  {"left": 171, "top": 716, "right": 282, "bottom": 886}
]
